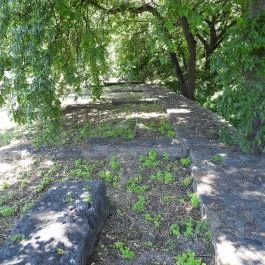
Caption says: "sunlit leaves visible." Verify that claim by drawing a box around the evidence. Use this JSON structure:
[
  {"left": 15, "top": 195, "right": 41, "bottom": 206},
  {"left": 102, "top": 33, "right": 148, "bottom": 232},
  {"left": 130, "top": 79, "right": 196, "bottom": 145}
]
[{"left": 0, "top": 0, "right": 110, "bottom": 123}]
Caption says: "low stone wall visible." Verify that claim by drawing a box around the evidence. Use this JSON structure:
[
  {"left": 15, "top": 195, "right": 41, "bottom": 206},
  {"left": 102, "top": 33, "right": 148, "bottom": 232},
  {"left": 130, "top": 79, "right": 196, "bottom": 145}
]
[{"left": 0, "top": 180, "right": 109, "bottom": 265}]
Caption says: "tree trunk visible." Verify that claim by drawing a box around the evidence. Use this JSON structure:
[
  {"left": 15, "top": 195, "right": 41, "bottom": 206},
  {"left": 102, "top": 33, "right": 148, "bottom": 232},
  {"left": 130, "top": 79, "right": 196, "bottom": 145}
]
[
  {"left": 170, "top": 52, "right": 196, "bottom": 100},
  {"left": 180, "top": 16, "right": 197, "bottom": 100}
]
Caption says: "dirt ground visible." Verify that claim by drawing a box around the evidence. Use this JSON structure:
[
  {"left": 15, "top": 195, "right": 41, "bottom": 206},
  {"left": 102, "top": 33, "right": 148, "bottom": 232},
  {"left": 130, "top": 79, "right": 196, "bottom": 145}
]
[{"left": 0, "top": 86, "right": 214, "bottom": 264}]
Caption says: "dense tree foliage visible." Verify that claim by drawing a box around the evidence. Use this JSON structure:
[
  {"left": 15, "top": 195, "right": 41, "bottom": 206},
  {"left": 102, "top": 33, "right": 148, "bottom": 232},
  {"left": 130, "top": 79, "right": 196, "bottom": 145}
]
[{"left": 0, "top": 0, "right": 264, "bottom": 153}]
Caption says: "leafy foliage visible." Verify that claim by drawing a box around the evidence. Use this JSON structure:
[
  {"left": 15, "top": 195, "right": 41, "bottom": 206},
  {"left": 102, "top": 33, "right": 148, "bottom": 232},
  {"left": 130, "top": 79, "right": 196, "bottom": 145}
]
[
  {"left": 213, "top": 9, "right": 265, "bottom": 153},
  {"left": 0, "top": 1, "right": 109, "bottom": 123},
  {"left": 0, "top": 0, "right": 263, "bottom": 154}
]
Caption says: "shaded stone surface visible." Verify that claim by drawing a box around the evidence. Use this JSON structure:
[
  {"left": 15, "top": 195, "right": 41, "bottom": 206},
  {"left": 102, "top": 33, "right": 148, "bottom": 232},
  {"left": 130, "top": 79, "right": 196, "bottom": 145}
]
[
  {"left": 81, "top": 137, "right": 188, "bottom": 159},
  {"left": 139, "top": 84, "right": 265, "bottom": 265},
  {"left": 51, "top": 137, "right": 188, "bottom": 161},
  {"left": 0, "top": 181, "right": 109, "bottom": 265}
]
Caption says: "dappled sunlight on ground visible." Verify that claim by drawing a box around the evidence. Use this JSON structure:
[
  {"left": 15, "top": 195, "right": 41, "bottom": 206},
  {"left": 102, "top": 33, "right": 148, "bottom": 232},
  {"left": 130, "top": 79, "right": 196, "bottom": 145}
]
[
  {"left": 0, "top": 110, "right": 16, "bottom": 130},
  {"left": 167, "top": 108, "right": 191, "bottom": 114},
  {"left": 217, "top": 235, "right": 265, "bottom": 265}
]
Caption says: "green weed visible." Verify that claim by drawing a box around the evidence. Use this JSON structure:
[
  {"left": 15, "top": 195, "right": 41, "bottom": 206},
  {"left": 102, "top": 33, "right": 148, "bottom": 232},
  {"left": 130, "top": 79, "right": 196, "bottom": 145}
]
[
  {"left": 150, "top": 171, "right": 175, "bottom": 184},
  {"left": 170, "top": 223, "right": 180, "bottom": 237},
  {"left": 114, "top": 241, "right": 135, "bottom": 260},
  {"left": 158, "top": 120, "right": 175, "bottom": 138},
  {"left": 31, "top": 122, "right": 69, "bottom": 148},
  {"left": 144, "top": 212, "right": 162, "bottom": 228},
  {"left": 143, "top": 241, "right": 154, "bottom": 248},
  {"left": 98, "top": 170, "right": 119, "bottom": 184},
  {"left": 181, "top": 176, "right": 193, "bottom": 187},
  {"left": 184, "top": 218, "right": 194, "bottom": 237},
  {"left": 10, "top": 233, "right": 25, "bottom": 242},
  {"left": 195, "top": 220, "right": 212, "bottom": 240},
  {"left": 140, "top": 149, "right": 160, "bottom": 168},
  {"left": 22, "top": 201, "right": 35, "bottom": 213},
  {"left": 34, "top": 176, "right": 53, "bottom": 193},
  {"left": 132, "top": 195, "right": 146, "bottom": 212},
  {"left": 69, "top": 159, "right": 93, "bottom": 180},
  {"left": 64, "top": 192, "right": 75, "bottom": 205},
  {"left": 76, "top": 119, "right": 135, "bottom": 142},
  {"left": 175, "top": 251, "right": 205, "bottom": 265},
  {"left": 189, "top": 193, "right": 200, "bottom": 208},
  {"left": 81, "top": 192, "right": 92, "bottom": 203},
  {"left": 117, "top": 209, "right": 126, "bottom": 217},
  {"left": 126, "top": 176, "right": 148, "bottom": 193},
  {"left": 109, "top": 156, "right": 121, "bottom": 171},
  {"left": 56, "top": 248, "right": 64, "bottom": 255},
  {"left": 211, "top": 154, "right": 225, "bottom": 164},
  {"left": 0, "top": 131, "right": 15, "bottom": 146},
  {"left": 162, "top": 194, "right": 176, "bottom": 204},
  {"left": 146, "top": 120, "right": 175, "bottom": 138},
  {"left": 69, "top": 159, "right": 102, "bottom": 180},
  {"left": 0, "top": 193, "right": 14, "bottom": 206},
  {"left": 0, "top": 206, "right": 17, "bottom": 217},
  {"left": 180, "top": 157, "right": 192, "bottom": 167},
  {"left": 162, "top": 152, "right": 170, "bottom": 160},
  {"left": 0, "top": 181, "right": 10, "bottom": 191}
]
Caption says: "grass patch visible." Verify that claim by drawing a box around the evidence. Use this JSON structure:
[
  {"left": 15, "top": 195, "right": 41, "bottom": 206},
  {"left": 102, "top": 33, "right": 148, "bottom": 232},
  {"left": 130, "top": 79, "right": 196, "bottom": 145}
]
[
  {"left": 145, "top": 120, "right": 175, "bottom": 138},
  {"left": 0, "top": 130, "right": 15, "bottom": 146},
  {"left": 76, "top": 119, "right": 136, "bottom": 142}
]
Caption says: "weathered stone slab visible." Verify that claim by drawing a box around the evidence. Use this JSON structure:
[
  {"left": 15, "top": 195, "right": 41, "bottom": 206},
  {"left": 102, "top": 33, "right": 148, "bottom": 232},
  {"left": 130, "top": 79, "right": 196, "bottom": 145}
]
[
  {"left": 112, "top": 98, "right": 159, "bottom": 105},
  {"left": 80, "top": 137, "right": 188, "bottom": 159},
  {"left": 0, "top": 181, "right": 109, "bottom": 265},
  {"left": 141, "top": 84, "right": 265, "bottom": 265}
]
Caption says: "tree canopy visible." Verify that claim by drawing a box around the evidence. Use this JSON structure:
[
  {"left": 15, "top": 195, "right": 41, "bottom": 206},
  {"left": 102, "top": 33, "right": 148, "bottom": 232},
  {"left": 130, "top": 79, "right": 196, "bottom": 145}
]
[{"left": 0, "top": 0, "right": 264, "bottom": 153}]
